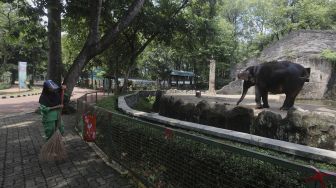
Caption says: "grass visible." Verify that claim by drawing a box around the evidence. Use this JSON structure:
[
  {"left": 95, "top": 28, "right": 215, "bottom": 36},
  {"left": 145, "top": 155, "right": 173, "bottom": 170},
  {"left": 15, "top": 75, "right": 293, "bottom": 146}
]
[
  {"left": 0, "top": 83, "right": 11, "bottom": 90},
  {"left": 96, "top": 95, "right": 119, "bottom": 112}
]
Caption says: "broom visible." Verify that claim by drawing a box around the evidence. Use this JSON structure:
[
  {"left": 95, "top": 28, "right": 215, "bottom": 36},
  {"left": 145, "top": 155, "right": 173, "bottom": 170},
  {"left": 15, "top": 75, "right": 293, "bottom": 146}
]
[{"left": 39, "top": 87, "right": 67, "bottom": 161}]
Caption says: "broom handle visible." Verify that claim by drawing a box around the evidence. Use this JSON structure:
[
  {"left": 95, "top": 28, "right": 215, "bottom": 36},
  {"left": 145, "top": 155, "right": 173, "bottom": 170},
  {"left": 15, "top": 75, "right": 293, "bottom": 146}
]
[
  {"left": 56, "top": 87, "right": 65, "bottom": 130},
  {"left": 61, "top": 87, "right": 65, "bottom": 106}
]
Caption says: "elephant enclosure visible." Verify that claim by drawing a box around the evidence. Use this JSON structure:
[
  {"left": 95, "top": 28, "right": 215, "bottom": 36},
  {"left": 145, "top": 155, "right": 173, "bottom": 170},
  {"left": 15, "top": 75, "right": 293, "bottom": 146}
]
[{"left": 156, "top": 92, "right": 336, "bottom": 151}]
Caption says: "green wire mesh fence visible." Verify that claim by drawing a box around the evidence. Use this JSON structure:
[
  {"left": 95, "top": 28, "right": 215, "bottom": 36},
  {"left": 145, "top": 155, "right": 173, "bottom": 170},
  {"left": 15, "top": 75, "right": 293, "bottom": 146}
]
[{"left": 76, "top": 94, "right": 336, "bottom": 188}]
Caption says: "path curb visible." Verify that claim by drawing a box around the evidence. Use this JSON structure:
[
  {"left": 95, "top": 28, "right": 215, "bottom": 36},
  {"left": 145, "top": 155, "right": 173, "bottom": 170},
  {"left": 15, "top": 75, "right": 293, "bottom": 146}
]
[{"left": 0, "top": 92, "right": 41, "bottom": 99}]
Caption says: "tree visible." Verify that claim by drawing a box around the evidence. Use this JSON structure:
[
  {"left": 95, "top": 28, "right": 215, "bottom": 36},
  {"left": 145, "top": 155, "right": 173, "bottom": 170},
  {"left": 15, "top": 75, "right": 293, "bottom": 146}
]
[
  {"left": 0, "top": 1, "right": 48, "bottom": 85},
  {"left": 63, "top": 0, "right": 145, "bottom": 96}
]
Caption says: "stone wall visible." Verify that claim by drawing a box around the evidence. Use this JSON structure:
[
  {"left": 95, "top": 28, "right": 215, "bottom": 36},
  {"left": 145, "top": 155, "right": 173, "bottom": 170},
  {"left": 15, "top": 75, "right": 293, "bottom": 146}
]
[
  {"left": 259, "top": 30, "right": 336, "bottom": 61},
  {"left": 219, "top": 30, "right": 336, "bottom": 99}
]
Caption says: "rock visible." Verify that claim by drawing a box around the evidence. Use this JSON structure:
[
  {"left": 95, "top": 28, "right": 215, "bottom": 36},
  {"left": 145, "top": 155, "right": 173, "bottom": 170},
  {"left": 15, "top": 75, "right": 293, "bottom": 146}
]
[
  {"left": 158, "top": 96, "right": 174, "bottom": 117},
  {"left": 181, "top": 103, "right": 197, "bottom": 122},
  {"left": 152, "top": 90, "right": 163, "bottom": 113},
  {"left": 157, "top": 94, "right": 336, "bottom": 150},
  {"left": 253, "top": 111, "right": 282, "bottom": 139},
  {"left": 213, "top": 103, "right": 228, "bottom": 114},
  {"left": 225, "top": 106, "right": 254, "bottom": 133},
  {"left": 195, "top": 100, "right": 211, "bottom": 124},
  {"left": 282, "top": 108, "right": 336, "bottom": 150},
  {"left": 172, "top": 99, "right": 184, "bottom": 120}
]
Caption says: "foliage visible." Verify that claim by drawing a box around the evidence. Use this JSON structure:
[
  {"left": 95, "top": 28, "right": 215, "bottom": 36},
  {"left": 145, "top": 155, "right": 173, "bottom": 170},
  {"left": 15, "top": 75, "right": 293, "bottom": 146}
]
[
  {"left": 139, "top": 44, "right": 173, "bottom": 81},
  {"left": 133, "top": 96, "right": 156, "bottom": 113},
  {"left": 321, "top": 49, "right": 336, "bottom": 64},
  {"left": 0, "top": 1, "right": 47, "bottom": 83},
  {"left": 0, "top": 83, "right": 10, "bottom": 90},
  {"left": 96, "top": 96, "right": 119, "bottom": 112},
  {"left": 3, "top": 0, "right": 336, "bottom": 93}
]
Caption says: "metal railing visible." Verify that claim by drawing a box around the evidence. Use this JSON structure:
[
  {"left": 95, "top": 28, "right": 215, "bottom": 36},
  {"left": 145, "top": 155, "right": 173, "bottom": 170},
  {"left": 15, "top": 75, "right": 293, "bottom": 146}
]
[{"left": 76, "top": 94, "right": 336, "bottom": 188}]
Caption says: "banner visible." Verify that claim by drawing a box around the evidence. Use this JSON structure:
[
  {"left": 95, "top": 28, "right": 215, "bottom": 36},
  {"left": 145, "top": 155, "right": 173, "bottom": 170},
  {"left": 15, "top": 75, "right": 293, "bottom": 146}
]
[{"left": 18, "top": 61, "right": 27, "bottom": 89}]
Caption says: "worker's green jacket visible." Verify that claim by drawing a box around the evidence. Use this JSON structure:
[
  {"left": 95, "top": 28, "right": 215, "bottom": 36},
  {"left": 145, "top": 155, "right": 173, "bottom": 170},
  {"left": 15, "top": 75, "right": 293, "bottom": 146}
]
[{"left": 40, "top": 105, "right": 64, "bottom": 140}]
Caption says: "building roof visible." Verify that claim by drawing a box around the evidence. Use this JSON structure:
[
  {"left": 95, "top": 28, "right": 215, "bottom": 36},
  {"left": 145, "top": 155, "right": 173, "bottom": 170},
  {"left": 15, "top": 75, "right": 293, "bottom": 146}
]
[{"left": 170, "top": 70, "right": 194, "bottom": 77}]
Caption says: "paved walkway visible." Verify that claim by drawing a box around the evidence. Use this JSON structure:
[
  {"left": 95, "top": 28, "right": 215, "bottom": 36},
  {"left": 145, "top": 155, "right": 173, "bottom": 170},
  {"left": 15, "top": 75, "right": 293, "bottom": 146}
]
[
  {"left": 0, "top": 112, "right": 134, "bottom": 188},
  {"left": 0, "top": 87, "right": 97, "bottom": 117},
  {"left": 0, "top": 86, "right": 30, "bottom": 95}
]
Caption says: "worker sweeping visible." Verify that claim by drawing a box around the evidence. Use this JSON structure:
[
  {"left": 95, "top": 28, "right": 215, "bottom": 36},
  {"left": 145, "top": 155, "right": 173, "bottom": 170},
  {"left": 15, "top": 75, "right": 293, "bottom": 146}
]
[{"left": 38, "top": 80, "right": 67, "bottom": 160}]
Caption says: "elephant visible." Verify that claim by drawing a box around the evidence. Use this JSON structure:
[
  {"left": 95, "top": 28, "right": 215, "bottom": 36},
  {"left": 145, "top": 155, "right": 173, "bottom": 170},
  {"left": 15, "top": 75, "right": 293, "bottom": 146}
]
[{"left": 236, "top": 61, "right": 310, "bottom": 110}]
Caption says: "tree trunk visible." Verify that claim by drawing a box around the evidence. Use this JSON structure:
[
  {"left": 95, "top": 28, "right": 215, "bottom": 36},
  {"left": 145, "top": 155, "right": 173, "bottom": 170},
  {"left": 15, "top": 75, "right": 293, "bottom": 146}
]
[
  {"left": 114, "top": 57, "right": 120, "bottom": 95},
  {"left": 47, "top": 0, "right": 62, "bottom": 85},
  {"left": 122, "top": 68, "right": 131, "bottom": 93},
  {"left": 63, "top": 0, "right": 145, "bottom": 96},
  {"left": 10, "top": 69, "right": 15, "bottom": 85}
]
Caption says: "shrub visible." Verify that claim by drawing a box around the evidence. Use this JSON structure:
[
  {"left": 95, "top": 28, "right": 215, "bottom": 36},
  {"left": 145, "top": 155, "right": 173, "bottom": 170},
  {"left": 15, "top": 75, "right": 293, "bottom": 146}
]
[
  {"left": 321, "top": 49, "right": 336, "bottom": 64},
  {"left": 0, "top": 83, "right": 11, "bottom": 90},
  {"left": 96, "top": 96, "right": 118, "bottom": 112},
  {"left": 133, "top": 96, "right": 156, "bottom": 113}
]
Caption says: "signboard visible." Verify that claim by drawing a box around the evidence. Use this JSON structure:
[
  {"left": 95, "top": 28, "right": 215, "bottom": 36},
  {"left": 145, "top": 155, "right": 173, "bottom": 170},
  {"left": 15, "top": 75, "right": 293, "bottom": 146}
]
[{"left": 18, "top": 61, "right": 27, "bottom": 89}]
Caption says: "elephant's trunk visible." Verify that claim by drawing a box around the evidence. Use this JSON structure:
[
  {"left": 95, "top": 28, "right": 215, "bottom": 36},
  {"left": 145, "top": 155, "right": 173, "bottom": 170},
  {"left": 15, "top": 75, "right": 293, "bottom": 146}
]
[{"left": 236, "top": 81, "right": 251, "bottom": 105}]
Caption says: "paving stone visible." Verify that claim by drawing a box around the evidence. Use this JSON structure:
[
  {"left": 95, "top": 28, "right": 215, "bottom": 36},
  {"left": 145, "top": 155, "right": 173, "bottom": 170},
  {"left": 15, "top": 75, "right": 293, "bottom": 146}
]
[{"left": 0, "top": 113, "right": 135, "bottom": 188}]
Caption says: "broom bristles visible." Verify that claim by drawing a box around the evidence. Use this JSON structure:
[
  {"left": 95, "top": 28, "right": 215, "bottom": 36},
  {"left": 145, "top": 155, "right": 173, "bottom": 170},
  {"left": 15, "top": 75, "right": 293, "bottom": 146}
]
[{"left": 39, "top": 129, "right": 67, "bottom": 161}]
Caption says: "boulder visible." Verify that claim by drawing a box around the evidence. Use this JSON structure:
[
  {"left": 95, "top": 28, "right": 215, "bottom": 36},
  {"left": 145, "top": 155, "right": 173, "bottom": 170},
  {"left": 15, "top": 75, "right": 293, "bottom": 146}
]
[
  {"left": 253, "top": 111, "right": 282, "bottom": 139},
  {"left": 152, "top": 90, "right": 163, "bottom": 113},
  {"left": 181, "top": 103, "right": 197, "bottom": 122},
  {"left": 225, "top": 106, "right": 254, "bottom": 133},
  {"left": 282, "top": 108, "right": 336, "bottom": 150},
  {"left": 195, "top": 100, "right": 211, "bottom": 124}
]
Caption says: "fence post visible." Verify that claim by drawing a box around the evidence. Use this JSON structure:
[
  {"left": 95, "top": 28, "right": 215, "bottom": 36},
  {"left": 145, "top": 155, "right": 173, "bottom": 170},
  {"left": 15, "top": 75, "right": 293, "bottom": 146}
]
[{"left": 96, "top": 92, "right": 98, "bottom": 103}]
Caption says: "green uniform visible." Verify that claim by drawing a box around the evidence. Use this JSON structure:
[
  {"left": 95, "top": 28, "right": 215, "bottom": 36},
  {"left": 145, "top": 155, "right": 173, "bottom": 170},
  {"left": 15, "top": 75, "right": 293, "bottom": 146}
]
[{"left": 40, "top": 105, "right": 64, "bottom": 140}]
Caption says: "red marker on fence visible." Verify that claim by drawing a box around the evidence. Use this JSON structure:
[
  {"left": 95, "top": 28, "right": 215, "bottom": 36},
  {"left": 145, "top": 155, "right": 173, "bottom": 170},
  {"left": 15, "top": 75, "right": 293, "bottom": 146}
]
[
  {"left": 164, "top": 128, "right": 173, "bottom": 140},
  {"left": 305, "top": 166, "right": 336, "bottom": 188},
  {"left": 83, "top": 113, "right": 97, "bottom": 142}
]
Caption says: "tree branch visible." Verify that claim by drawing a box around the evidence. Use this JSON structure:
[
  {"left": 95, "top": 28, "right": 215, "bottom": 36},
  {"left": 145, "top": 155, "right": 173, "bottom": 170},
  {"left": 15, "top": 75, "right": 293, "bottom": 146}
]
[
  {"left": 87, "top": 0, "right": 102, "bottom": 45},
  {"left": 94, "top": 0, "right": 145, "bottom": 55}
]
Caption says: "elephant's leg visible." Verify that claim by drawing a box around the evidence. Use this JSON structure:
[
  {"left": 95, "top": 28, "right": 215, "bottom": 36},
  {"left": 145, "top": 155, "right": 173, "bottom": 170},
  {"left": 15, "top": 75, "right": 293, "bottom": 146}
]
[
  {"left": 281, "top": 84, "right": 303, "bottom": 110},
  {"left": 286, "top": 89, "right": 301, "bottom": 109},
  {"left": 261, "top": 90, "right": 270, "bottom": 108},
  {"left": 280, "top": 95, "right": 290, "bottom": 110},
  {"left": 255, "top": 86, "right": 262, "bottom": 109}
]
